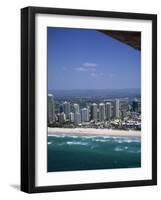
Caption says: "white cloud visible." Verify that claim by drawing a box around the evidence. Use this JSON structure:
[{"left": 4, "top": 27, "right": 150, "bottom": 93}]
[
  {"left": 75, "top": 67, "right": 88, "bottom": 72},
  {"left": 82, "top": 62, "right": 97, "bottom": 68},
  {"left": 75, "top": 62, "right": 97, "bottom": 72}
]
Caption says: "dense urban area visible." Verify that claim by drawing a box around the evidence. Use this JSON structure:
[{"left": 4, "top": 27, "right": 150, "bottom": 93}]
[{"left": 48, "top": 92, "right": 141, "bottom": 130}]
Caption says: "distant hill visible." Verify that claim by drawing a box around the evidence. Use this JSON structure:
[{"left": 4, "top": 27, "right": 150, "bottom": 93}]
[{"left": 48, "top": 88, "right": 141, "bottom": 98}]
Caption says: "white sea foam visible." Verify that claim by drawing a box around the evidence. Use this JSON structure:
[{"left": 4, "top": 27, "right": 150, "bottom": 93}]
[
  {"left": 114, "top": 147, "right": 123, "bottom": 152},
  {"left": 117, "top": 140, "right": 123, "bottom": 144},
  {"left": 114, "top": 146, "right": 131, "bottom": 152},
  {"left": 125, "top": 139, "right": 140, "bottom": 143},
  {"left": 70, "top": 135, "right": 79, "bottom": 139},
  {"left": 113, "top": 137, "right": 140, "bottom": 144},
  {"left": 48, "top": 134, "right": 66, "bottom": 138},
  {"left": 93, "top": 138, "right": 109, "bottom": 142},
  {"left": 82, "top": 136, "right": 97, "bottom": 139},
  {"left": 66, "top": 141, "right": 89, "bottom": 146},
  {"left": 47, "top": 142, "right": 52, "bottom": 145},
  {"left": 102, "top": 136, "right": 111, "bottom": 139}
]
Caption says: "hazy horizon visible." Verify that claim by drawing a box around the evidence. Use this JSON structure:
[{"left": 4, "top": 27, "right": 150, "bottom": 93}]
[{"left": 48, "top": 88, "right": 141, "bottom": 98}]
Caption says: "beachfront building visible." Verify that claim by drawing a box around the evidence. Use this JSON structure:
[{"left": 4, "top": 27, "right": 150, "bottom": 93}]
[
  {"left": 81, "top": 108, "right": 89, "bottom": 123},
  {"left": 105, "top": 102, "right": 112, "bottom": 120},
  {"left": 69, "top": 112, "right": 74, "bottom": 122},
  {"left": 73, "top": 103, "right": 80, "bottom": 113},
  {"left": 63, "top": 101, "right": 70, "bottom": 119},
  {"left": 99, "top": 103, "right": 106, "bottom": 122},
  {"left": 132, "top": 99, "right": 139, "bottom": 112},
  {"left": 58, "top": 112, "right": 66, "bottom": 123},
  {"left": 47, "top": 94, "right": 55, "bottom": 124},
  {"left": 113, "top": 99, "right": 120, "bottom": 119},
  {"left": 91, "top": 103, "right": 97, "bottom": 122},
  {"left": 74, "top": 112, "right": 81, "bottom": 125}
]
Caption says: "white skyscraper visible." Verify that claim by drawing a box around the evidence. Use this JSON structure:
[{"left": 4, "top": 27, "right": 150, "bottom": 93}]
[
  {"left": 63, "top": 101, "right": 70, "bottom": 118},
  {"left": 74, "top": 112, "right": 81, "bottom": 125},
  {"left": 69, "top": 112, "right": 74, "bottom": 122},
  {"left": 81, "top": 108, "right": 89, "bottom": 123},
  {"left": 91, "top": 103, "right": 97, "bottom": 121},
  {"left": 73, "top": 103, "right": 80, "bottom": 113},
  {"left": 114, "top": 99, "right": 120, "bottom": 118},
  {"left": 99, "top": 103, "right": 105, "bottom": 122},
  {"left": 47, "top": 94, "right": 55, "bottom": 124},
  {"left": 105, "top": 102, "right": 112, "bottom": 120}
]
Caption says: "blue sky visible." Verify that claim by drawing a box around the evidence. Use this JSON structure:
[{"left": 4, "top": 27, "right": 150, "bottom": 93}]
[{"left": 48, "top": 27, "right": 141, "bottom": 90}]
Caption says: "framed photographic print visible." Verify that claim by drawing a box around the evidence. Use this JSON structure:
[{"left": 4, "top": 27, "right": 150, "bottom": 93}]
[{"left": 21, "top": 6, "right": 157, "bottom": 193}]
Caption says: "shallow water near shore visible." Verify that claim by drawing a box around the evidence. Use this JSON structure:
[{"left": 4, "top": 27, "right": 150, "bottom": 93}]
[{"left": 47, "top": 133, "right": 141, "bottom": 172}]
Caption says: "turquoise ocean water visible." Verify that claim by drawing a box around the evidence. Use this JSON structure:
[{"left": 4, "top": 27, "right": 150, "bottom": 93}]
[{"left": 47, "top": 133, "right": 141, "bottom": 172}]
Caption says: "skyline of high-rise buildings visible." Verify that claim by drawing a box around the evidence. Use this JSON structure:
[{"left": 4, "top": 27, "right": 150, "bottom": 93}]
[
  {"left": 47, "top": 93, "right": 141, "bottom": 130},
  {"left": 47, "top": 94, "right": 122, "bottom": 125}
]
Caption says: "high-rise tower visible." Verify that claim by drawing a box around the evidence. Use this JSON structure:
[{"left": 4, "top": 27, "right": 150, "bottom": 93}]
[
  {"left": 47, "top": 94, "right": 55, "bottom": 124},
  {"left": 62, "top": 101, "right": 70, "bottom": 118},
  {"left": 81, "top": 108, "right": 89, "bottom": 122},
  {"left": 114, "top": 99, "right": 120, "bottom": 118},
  {"left": 99, "top": 103, "right": 105, "bottom": 122},
  {"left": 105, "top": 102, "right": 112, "bottom": 120},
  {"left": 91, "top": 103, "right": 97, "bottom": 122}
]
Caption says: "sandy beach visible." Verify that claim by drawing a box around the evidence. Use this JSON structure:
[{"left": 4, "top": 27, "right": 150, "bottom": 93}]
[{"left": 48, "top": 127, "right": 141, "bottom": 137}]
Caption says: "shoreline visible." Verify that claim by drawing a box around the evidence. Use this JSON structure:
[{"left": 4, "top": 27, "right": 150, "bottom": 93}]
[{"left": 48, "top": 127, "right": 141, "bottom": 137}]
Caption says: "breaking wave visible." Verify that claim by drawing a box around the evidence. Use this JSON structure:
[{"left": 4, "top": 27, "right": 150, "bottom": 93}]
[{"left": 66, "top": 141, "right": 89, "bottom": 146}]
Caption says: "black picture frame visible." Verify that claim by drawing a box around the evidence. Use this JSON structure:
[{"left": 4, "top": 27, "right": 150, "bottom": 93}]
[{"left": 21, "top": 6, "right": 157, "bottom": 193}]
